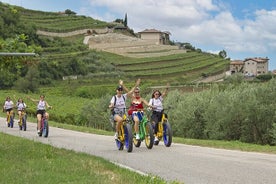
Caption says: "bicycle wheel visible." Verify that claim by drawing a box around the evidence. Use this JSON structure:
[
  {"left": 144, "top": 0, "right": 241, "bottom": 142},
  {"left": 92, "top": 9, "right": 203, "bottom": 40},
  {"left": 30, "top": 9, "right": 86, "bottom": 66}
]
[
  {"left": 115, "top": 138, "right": 124, "bottom": 150},
  {"left": 133, "top": 124, "right": 141, "bottom": 147},
  {"left": 42, "top": 119, "right": 49, "bottom": 137},
  {"left": 124, "top": 123, "right": 133, "bottom": 152},
  {"left": 115, "top": 127, "right": 124, "bottom": 151},
  {"left": 19, "top": 119, "right": 23, "bottom": 130},
  {"left": 22, "top": 115, "right": 27, "bottom": 131},
  {"left": 144, "top": 121, "right": 154, "bottom": 149},
  {"left": 163, "top": 121, "right": 172, "bottom": 147},
  {"left": 10, "top": 115, "right": 14, "bottom": 128}
]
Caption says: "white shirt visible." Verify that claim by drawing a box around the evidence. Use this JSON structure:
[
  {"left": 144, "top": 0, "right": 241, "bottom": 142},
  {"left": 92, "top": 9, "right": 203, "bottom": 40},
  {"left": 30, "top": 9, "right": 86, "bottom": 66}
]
[
  {"left": 37, "top": 100, "right": 46, "bottom": 110},
  {"left": 110, "top": 94, "right": 127, "bottom": 110},
  {"left": 17, "top": 102, "right": 26, "bottom": 111},
  {"left": 149, "top": 96, "right": 163, "bottom": 112},
  {"left": 4, "top": 100, "right": 13, "bottom": 109}
]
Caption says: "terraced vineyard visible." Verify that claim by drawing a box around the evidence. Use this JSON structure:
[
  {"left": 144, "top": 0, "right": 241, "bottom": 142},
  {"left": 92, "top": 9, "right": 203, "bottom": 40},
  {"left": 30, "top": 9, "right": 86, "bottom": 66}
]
[{"left": 16, "top": 5, "right": 230, "bottom": 84}]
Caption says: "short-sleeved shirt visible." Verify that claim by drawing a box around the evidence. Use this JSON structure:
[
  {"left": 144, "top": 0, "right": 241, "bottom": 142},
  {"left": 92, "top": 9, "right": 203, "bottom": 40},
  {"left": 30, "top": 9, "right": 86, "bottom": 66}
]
[
  {"left": 110, "top": 94, "right": 127, "bottom": 114},
  {"left": 16, "top": 102, "right": 26, "bottom": 111},
  {"left": 4, "top": 100, "right": 13, "bottom": 110},
  {"left": 149, "top": 96, "right": 163, "bottom": 112}
]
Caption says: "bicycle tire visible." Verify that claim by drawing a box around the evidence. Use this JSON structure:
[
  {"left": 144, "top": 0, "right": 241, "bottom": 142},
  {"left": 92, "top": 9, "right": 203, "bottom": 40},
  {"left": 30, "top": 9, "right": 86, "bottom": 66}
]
[
  {"left": 10, "top": 116, "right": 14, "bottom": 128},
  {"left": 124, "top": 123, "right": 133, "bottom": 152},
  {"left": 163, "top": 121, "right": 172, "bottom": 147},
  {"left": 144, "top": 121, "right": 154, "bottom": 149},
  {"left": 116, "top": 139, "right": 124, "bottom": 150},
  {"left": 42, "top": 120, "right": 49, "bottom": 137},
  {"left": 23, "top": 115, "right": 27, "bottom": 131}
]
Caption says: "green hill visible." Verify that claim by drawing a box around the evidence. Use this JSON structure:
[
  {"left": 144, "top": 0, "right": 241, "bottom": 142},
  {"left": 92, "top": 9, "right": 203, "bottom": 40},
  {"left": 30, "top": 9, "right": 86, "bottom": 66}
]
[{"left": 1, "top": 2, "right": 230, "bottom": 86}]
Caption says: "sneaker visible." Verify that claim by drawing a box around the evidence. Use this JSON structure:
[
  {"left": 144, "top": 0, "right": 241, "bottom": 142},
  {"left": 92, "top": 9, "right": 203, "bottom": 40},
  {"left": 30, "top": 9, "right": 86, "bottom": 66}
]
[
  {"left": 154, "top": 136, "right": 159, "bottom": 142},
  {"left": 114, "top": 132, "right": 118, "bottom": 140},
  {"left": 37, "top": 130, "right": 41, "bottom": 134},
  {"left": 135, "top": 134, "right": 140, "bottom": 140}
]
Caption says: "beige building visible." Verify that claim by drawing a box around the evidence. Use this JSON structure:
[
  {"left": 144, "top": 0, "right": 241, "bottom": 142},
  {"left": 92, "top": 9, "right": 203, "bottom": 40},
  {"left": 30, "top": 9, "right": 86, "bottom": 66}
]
[
  {"left": 138, "top": 29, "right": 170, "bottom": 45},
  {"left": 230, "top": 57, "right": 269, "bottom": 76},
  {"left": 230, "top": 60, "right": 244, "bottom": 74}
]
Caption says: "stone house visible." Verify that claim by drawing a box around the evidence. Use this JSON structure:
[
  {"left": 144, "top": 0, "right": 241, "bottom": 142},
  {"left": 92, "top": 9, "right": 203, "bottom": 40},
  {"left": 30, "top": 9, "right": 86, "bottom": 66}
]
[
  {"left": 230, "top": 57, "right": 269, "bottom": 76},
  {"left": 138, "top": 29, "right": 170, "bottom": 45}
]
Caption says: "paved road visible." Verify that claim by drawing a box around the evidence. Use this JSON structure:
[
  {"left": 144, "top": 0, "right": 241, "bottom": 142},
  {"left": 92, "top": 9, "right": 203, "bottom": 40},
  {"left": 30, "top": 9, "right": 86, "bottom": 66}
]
[{"left": 1, "top": 117, "right": 276, "bottom": 184}]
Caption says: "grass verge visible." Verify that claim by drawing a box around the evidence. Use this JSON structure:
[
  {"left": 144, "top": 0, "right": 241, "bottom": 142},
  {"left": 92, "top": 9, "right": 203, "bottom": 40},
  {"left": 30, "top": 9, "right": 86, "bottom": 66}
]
[{"left": 0, "top": 132, "right": 181, "bottom": 184}]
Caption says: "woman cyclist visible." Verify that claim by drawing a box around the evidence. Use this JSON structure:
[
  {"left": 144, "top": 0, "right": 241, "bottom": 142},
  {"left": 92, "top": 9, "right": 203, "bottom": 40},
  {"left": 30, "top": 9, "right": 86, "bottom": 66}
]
[
  {"left": 3, "top": 96, "right": 14, "bottom": 126},
  {"left": 109, "top": 79, "right": 140, "bottom": 140},
  {"left": 128, "top": 86, "right": 152, "bottom": 140},
  {"left": 149, "top": 85, "right": 169, "bottom": 142},
  {"left": 15, "top": 98, "right": 27, "bottom": 124},
  {"left": 28, "top": 95, "right": 52, "bottom": 135}
]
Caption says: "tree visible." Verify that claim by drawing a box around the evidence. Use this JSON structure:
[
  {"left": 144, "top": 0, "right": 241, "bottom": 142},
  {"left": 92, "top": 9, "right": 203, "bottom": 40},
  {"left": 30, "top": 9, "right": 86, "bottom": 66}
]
[
  {"left": 124, "top": 13, "right": 128, "bottom": 27},
  {"left": 65, "top": 9, "right": 76, "bottom": 15},
  {"left": 219, "top": 50, "right": 227, "bottom": 58}
]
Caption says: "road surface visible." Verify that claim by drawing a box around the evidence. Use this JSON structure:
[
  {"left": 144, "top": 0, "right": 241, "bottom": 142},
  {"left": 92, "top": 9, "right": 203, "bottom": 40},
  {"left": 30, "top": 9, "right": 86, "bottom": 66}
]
[{"left": 1, "top": 117, "right": 276, "bottom": 184}]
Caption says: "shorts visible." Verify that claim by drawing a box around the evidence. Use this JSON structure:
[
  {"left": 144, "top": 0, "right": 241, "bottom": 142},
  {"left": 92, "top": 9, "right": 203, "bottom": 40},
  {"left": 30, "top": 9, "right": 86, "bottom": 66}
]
[
  {"left": 151, "top": 111, "right": 162, "bottom": 123},
  {"left": 5, "top": 108, "right": 13, "bottom": 112},
  {"left": 132, "top": 111, "right": 144, "bottom": 122},
  {"left": 36, "top": 109, "right": 46, "bottom": 116}
]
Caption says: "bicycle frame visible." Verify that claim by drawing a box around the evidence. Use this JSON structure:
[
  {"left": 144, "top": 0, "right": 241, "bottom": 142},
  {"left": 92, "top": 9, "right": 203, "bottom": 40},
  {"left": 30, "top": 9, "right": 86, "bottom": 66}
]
[
  {"left": 18, "top": 111, "right": 27, "bottom": 131},
  {"left": 7, "top": 111, "right": 14, "bottom": 128},
  {"left": 132, "top": 110, "right": 154, "bottom": 149}
]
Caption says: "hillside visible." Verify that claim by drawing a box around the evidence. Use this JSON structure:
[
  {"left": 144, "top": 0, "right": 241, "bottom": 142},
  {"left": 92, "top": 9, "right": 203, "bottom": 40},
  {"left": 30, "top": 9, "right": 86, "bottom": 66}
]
[{"left": 2, "top": 3, "right": 230, "bottom": 85}]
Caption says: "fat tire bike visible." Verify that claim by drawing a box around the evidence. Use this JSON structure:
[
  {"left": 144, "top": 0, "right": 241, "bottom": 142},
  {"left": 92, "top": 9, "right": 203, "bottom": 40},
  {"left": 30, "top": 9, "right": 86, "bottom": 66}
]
[
  {"left": 7, "top": 111, "right": 14, "bottom": 128},
  {"left": 38, "top": 113, "right": 49, "bottom": 138},
  {"left": 132, "top": 111, "right": 154, "bottom": 149},
  {"left": 152, "top": 108, "right": 172, "bottom": 147},
  {"left": 110, "top": 108, "right": 133, "bottom": 153},
  {"left": 18, "top": 111, "right": 27, "bottom": 131}
]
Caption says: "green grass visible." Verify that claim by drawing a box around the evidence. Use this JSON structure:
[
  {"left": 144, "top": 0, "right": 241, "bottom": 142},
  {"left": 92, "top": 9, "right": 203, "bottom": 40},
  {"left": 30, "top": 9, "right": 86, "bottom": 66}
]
[{"left": 0, "top": 132, "right": 179, "bottom": 184}]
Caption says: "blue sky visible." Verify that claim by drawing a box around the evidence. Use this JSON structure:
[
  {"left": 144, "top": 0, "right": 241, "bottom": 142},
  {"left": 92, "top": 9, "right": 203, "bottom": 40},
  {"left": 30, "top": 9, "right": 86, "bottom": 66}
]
[{"left": 1, "top": 0, "right": 276, "bottom": 70}]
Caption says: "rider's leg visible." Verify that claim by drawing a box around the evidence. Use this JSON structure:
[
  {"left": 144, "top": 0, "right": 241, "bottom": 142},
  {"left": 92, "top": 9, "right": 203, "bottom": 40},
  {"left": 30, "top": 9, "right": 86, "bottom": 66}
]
[
  {"left": 133, "top": 115, "right": 140, "bottom": 139},
  {"left": 45, "top": 112, "right": 49, "bottom": 119},
  {"left": 6, "top": 111, "right": 9, "bottom": 122},
  {"left": 114, "top": 114, "right": 123, "bottom": 135},
  {"left": 18, "top": 111, "right": 22, "bottom": 123},
  {"left": 37, "top": 114, "right": 42, "bottom": 132}
]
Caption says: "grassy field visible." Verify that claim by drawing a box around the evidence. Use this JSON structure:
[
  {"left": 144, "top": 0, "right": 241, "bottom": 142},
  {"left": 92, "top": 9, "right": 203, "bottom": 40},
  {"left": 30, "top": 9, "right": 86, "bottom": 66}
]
[{"left": 0, "top": 132, "right": 178, "bottom": 184}]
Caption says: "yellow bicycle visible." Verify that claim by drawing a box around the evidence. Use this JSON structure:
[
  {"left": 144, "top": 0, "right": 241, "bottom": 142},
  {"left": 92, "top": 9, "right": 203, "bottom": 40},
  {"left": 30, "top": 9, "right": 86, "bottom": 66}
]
[
  {"left": 152, "top": 108, "right": 172, "bottom": 147},
  {"left": 110, "top": 108, "right": 133, "bottom": 152},
  {"left": 18, "top": 111, "right": 27, "bottom": 131}
]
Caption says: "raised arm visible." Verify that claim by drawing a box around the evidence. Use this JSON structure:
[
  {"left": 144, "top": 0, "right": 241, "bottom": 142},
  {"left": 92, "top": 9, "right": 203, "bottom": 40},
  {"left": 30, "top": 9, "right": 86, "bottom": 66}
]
[
  {"left": 161, "top": 83, "right": 170, "bottom": 97},
  {"left": 126, "top": 78, "right": 141, "bottom": 97}
]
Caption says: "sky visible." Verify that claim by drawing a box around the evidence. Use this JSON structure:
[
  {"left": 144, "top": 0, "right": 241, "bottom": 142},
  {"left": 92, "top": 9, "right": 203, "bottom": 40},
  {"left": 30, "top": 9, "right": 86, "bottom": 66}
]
[{"left": 1, "top": 0, "right": 276, "bottom": 70}]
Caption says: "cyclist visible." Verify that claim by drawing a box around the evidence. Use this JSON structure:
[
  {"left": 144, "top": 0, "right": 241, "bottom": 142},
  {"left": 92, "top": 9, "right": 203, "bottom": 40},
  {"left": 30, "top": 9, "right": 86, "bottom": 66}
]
[
  {"left": 3, "top": 96, "right": 14, "bottom": 126},
  {"left": 128, "top": 86, "right": 152, "bottom": 140},
  {"left": 149, "top": 85, "right": 169, "bottom": 142},
  {"left": 28, "top": 95, "right": 52, "bottom": 135},
  {"left": 109, "top": 79, "right": 140, "bottom": 140},
  {"left": 15, "top": 98, "right": 27, "bottom": 124}
]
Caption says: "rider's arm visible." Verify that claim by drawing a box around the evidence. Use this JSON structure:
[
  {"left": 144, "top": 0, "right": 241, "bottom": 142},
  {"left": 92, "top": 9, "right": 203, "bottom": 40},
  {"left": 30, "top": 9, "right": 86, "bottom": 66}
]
[
  {"left": 142, "top": 98, "right": 152, "bottom": 108},
  {"left": 27, "top": 96, "right": 39, "bottom": 103},
  {"left": 45, "top": 101, "right": 52, "bottom": 109},
  {"left": 162, "top": 83, "right": 170, "bottom": 97},
  {"left": 126, "top": 78, "right": 141, "bottom": 97},
  {"left": 108, "top": 96, "right": 115, "bottom": 109}
]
